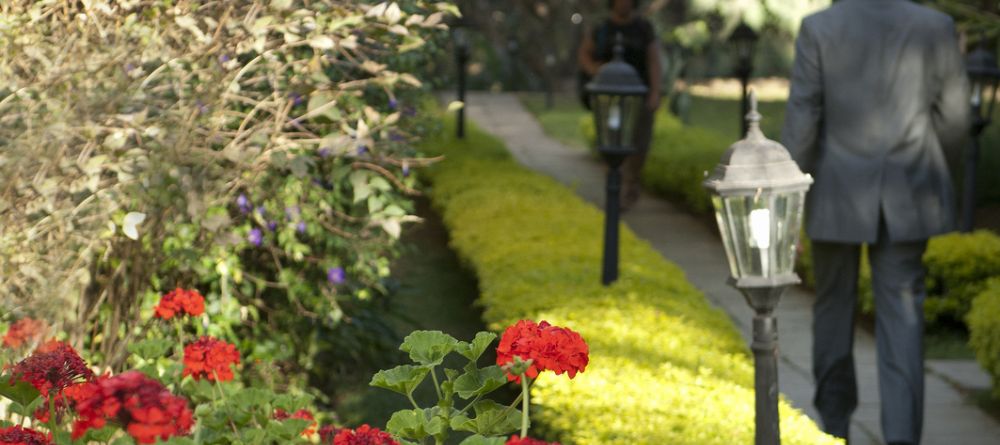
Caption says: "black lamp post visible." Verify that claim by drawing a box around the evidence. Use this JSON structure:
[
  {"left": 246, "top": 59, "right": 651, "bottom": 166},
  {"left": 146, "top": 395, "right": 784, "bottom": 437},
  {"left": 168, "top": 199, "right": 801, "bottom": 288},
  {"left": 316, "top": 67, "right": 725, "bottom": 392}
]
[
  {"left": 961, "top": 42, "right": 1000, "bottom": 232},
  {"left": 728, "top": 20, "right": 759, "bottom": 137},
  {"left": 586, "top": 35, "right": 649, "bottom": 285},
  {"left": 703, "top": 92, "right": 813, "bottom": 445},
  {"left": 452, "top": 21, "right": 471, "bottom": 139}
]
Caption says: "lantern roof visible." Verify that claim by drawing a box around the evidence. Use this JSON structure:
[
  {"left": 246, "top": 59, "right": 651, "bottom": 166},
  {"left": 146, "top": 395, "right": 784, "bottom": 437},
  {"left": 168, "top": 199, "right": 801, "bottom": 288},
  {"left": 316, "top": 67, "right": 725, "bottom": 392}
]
[
  {"left": 967, "top": 44, "right": 1000, "bottom": 80},
  {"left": 586, "top": 34, "right": 648, "bottom": 97},
  {"left": 703, "top": 91, "right": 813, "bottom": 194}
]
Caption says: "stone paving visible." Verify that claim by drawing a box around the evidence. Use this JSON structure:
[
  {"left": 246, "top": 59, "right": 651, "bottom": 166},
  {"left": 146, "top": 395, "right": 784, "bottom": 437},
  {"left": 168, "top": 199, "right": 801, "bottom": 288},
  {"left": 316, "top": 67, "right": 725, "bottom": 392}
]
[{"left": 462, "top": 92, "right": 1000, "bottom": 445}]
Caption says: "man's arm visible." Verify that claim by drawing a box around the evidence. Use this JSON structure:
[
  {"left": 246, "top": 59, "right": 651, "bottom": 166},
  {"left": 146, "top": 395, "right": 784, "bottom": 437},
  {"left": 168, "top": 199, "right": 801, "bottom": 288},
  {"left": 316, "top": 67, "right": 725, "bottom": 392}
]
[
  {"left": 781, "top": 18, "right": 823, "bottom": 174},
  {"left": 932, "top": 18, "right": 970, "bottom": 174}
]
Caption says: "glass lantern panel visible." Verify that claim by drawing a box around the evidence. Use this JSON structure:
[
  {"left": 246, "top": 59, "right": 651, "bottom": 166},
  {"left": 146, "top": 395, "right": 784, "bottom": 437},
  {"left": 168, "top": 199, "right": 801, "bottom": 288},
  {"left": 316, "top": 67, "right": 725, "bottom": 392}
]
[
  {"left": 711, "top": 190, "right": 806, "bottom": 280},
  {"left": 593, "top": 93, "right": 643, "bottom": 150},
  {"left": 971, "top": 75, "right": 1000, "bottom": 119}
]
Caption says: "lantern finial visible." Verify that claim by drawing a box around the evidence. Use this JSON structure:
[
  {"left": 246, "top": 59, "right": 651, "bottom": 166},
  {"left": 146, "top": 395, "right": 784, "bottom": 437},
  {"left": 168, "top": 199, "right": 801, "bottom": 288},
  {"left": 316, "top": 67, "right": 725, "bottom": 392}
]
[
  {"left": 613, "top": 32, "right": 625, "bottom": 62},
  {"left": 745, "top": 89, "right": 763, "bottom": 139}
]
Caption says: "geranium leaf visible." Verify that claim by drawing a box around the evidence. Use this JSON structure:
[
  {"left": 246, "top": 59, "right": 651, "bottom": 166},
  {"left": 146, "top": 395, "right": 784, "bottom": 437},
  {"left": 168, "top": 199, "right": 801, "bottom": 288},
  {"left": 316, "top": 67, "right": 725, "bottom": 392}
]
[
  {"left": 127, "top": 338, "right": 174, "bottom": 360},
  {"left": 465, "top": 400, "right": 521, "bottom": 437},
  {"left": 386, "top": 408, "right": 439, "bottom": 440},
  {"left": 0, "top": 376, "right": 41, "bottom": 407},
  {"left": 456, "top": 331, "right": 497, "bottom": 362},
  {"left": 399, "top": 330, "right": 459, "bottom": 367},
  {"left": 453, "top": 365, "right": 506, "bottom": 399},
  {"left": 370, "top": 364, "right": 430, "bottom": 396},
  {"left": 458, "top": 435, "right": 507, "bottom": 445}
]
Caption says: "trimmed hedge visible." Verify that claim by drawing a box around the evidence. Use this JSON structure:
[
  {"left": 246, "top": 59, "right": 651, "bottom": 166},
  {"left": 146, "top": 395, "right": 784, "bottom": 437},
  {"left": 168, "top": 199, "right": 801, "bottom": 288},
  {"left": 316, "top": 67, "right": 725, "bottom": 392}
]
[
  {"left": 969, "top": 278, "right": 1000, "bottom": 399},
  {"left": 420, "top": 117, "right": 840, "bottom": 444}
]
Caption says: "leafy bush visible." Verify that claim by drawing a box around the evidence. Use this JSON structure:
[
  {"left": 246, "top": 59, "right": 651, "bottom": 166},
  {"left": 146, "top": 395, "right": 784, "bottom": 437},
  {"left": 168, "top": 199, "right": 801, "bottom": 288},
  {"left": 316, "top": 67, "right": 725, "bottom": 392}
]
[
  {"left": 420, "top": 117, "right": 840, "bottom": 444},
  {"left": 968, "top": 278, "right": 1000, "bottom": 399},
  {"left": 0, "top": 0, "right": 453, "bottom": 385}
]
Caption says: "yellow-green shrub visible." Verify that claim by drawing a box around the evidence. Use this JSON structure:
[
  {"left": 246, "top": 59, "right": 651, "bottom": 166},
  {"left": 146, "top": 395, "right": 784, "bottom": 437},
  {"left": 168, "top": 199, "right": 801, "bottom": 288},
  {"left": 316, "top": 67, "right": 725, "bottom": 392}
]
[
  {"left": 968, "top": 278, "right": 1000, "bottom": 398},
  {"left": 420, "top": 118, "right": 840, "bottom": 444}
]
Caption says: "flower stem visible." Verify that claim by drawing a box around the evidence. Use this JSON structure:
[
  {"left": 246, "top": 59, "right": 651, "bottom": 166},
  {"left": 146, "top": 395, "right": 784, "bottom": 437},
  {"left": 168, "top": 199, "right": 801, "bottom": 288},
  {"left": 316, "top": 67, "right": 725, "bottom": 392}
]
[
  {"left": 520, "top": 374, "right": 530, "bottom": 438},
  {"left": 46, "top": 393, "right": 57, "bottom": 434},
  {"left": 406, "top": 392, "right": 421, "bottom": 410},
  {"left": 430, "top": 367, "right": 443, "bottom": 400}
]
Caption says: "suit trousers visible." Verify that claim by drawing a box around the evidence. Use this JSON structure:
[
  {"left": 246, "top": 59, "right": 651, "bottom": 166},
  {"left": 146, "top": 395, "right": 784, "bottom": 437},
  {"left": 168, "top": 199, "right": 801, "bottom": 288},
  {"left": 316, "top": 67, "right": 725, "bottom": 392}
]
[{"left": 811, "top": 228, "right": 927, "bottom": 443}]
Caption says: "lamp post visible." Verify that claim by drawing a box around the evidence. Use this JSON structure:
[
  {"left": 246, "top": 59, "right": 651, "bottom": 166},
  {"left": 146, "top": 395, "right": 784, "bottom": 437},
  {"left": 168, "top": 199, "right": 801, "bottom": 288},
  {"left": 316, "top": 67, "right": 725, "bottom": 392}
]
[
  {"left": 961, "top": 42, "right": 999, "bottom": 232},
  {"left": 728, "top": 20, "right": 759, "bottom": 137},
  {"left": 452, "top": 21, "right": 471, "bottom": 139},
  {"left": 703, "top": 91, "right": 813, "bottom": 445},
  {"left": 586, "top": 35, "right": 649, "bottom": 285}
]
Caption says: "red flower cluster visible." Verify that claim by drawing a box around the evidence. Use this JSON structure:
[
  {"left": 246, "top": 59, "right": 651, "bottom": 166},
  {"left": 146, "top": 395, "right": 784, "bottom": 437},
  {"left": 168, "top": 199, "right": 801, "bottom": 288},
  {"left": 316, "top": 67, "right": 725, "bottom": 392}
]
[
  {"left": 330, "top": 425, "right": 399, "bottom": 445},
  {"left": 496, "top": 320, "right": 589, "bottom": 383},
  {"left": 68, "top": 371, "right": 194, "bottom": 444},
  {"left": 10, "top": 340, "right": 93, "bottom": 396},
  {"left": 274, "top": 409, "right": 317, "bottom": 437},
  {"left": 153, "top": 288, "right": 205, "bottom": 320},
  {"left": 2, "top": 318, "right": 47, "bottom": 348},
  {"left": 182, "top": 336, "right": 240, "bottom": 382},
  {"left": 0, "top": 426, "right": 51, "bottom": 445},
  {"left": 506, "top": 435, "right": 561, "bottom": 445}
]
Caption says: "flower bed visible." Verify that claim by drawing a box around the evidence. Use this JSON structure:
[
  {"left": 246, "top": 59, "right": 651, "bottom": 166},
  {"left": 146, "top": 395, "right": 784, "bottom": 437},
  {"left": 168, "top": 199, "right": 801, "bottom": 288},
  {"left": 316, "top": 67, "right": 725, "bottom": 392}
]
[{"left": 420, "top": 117, "right": 840, "bottom": 444}]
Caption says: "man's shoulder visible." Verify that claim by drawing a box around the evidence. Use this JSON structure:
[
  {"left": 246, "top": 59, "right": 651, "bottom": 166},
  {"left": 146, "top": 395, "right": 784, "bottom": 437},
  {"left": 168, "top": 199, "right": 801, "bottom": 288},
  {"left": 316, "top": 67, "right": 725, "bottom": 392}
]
[{"left": 804, "top": 0, "right": 954, "bottom": 29}]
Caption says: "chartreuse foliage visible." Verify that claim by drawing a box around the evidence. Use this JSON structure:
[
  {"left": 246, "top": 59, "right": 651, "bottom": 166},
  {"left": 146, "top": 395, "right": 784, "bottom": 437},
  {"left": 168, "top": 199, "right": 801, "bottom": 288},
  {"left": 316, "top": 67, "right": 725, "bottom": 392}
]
[
  {"left": 419, "top": 117, "right": 840, "bottom": 444},
  {"left": 969, "top": 278, "right": 1000, "bottom": 399}
]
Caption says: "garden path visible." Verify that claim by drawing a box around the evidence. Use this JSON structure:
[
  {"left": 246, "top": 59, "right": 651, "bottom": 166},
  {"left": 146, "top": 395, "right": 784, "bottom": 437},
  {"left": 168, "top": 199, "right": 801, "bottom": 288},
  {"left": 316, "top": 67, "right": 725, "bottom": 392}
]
[{"left": 461, "top": 92, "right": 1000, "bottom": 445}]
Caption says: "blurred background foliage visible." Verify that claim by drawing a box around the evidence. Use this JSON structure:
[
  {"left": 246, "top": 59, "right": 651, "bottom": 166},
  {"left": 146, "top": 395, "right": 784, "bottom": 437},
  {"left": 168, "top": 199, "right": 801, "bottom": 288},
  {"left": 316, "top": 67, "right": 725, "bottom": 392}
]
[{"left": 0, "top": 0, "right": 456, "bottom": 405}]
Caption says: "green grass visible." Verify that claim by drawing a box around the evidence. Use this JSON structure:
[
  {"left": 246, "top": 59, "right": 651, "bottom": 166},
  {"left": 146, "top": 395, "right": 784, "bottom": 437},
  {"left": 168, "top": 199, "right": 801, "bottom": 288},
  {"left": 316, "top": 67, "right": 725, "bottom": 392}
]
[{"left": 686, "top": 94, "right": 787, "bottom": 140}]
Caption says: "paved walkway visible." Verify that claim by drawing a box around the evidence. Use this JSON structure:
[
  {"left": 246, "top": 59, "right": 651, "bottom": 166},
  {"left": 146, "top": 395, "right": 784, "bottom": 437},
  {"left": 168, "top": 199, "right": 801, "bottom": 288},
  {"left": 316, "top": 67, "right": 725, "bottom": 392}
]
[{"left": 462, "top": 92, "right": 1000, "bottom": 445}]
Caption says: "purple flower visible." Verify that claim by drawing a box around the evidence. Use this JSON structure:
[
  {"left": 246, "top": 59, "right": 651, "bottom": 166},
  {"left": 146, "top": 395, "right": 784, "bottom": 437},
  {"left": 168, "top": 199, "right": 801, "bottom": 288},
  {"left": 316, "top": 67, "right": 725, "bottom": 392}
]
[
  {"left": 219, "top": 54, "right": 231, "bottom": 63},
  {"left": 356, "top": 145, "right": 368, "bottom": 155},
  {"left": 388, "top": 98, "right": 398, "bottom": 110},
  {"left": 389, "top": 132, "right": 404, "bottom": 142},
  {"left": 318, "top": 148, "right": 331, "bottom": 158},
  {"left": 296, "top": 221, "right": 307, "bottom": 233},
  {"left": 256, "top": 206, "right": 266, "bottom": 217},
  {"left": 285, "top": 206, "right": 300, "bottom": 221},
  {"left": 123, "top": 63, "right": 136, "bottom": 73},
  {"left": 403, "top": 105, "right": 417, "bottom": 117},
  {"left": 237, "top": 194, "right": 251, "bottom": 214},
  {"left": 402, "top": 163, "right": 411, "bottom": 177},
  {"left": 248, "top": 228, "right": 263, "bottom": 246},
  {"left": 289, "top": 93, "right": 304, "bottom": 106},
  {"left": 327, "top": 267, "right": 346, "bottom": 285},
  {"left": 267, "top": 221, "right": 278, "bottom": 231},
  {"left": 196, "top": 101, "right": 209, "bottom": 115}
]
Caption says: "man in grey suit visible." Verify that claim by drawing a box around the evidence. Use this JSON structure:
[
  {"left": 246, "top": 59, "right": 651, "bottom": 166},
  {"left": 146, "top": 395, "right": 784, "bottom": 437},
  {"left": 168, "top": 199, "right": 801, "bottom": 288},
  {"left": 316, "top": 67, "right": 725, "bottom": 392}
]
[{"left": 781, "top": 0, "right": 970, "bottom": 444}]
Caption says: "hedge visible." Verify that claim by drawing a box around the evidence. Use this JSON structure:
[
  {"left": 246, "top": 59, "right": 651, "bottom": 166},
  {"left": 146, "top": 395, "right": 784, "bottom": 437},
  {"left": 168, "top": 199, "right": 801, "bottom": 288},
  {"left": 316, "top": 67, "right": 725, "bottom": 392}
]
[
  {"left": 969, "top": 278, "right": 1000, "bottom": 399},
  {"left": 420, "top": 117, "right": 840, "bottom": 444},
  {"left": 582, "top": 112, "right": 1000, "bottom": 327}
]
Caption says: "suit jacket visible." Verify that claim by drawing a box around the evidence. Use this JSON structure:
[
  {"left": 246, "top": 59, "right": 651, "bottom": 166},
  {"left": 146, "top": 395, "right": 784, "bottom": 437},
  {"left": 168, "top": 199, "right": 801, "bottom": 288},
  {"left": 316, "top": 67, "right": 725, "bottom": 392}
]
[{"left": 781, "top": 0, "right": 970, "bottom": 243}]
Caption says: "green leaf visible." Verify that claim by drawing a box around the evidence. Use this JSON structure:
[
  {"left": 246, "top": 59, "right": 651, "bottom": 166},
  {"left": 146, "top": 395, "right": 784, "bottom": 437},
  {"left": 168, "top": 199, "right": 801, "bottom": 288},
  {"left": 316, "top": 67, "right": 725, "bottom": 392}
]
[
  {"left": 386, "top": 408, "right": 447, "bottom": 440},
  {"left": 458, "top": 435, "right": 507, "bottom": 445},
  {"left": 370, "top": 364, "right": 430, "bottom": 396},
  {"left": 350, "top": 170, "right": 372, "bottom": 203},
  {"left": 453, "top": 365, "right": 507, "bottom": 399},
  {"left": 400, "top": 330, "right": 460, "bottom": 367},
  {"left": 456, "top": 331, "right": 497, "bottom": 362},
  {"left": 127, "top": 338, "right": 174, "bottom": 360},
  {"left": 0, "top": 376, "right": 41, "bottom": 406},
  {"left": 111, "top": 435, "right": 137, "bottom": 445},
  {"left": 451, "top": 400, "right": 521, "bottom": 437}
]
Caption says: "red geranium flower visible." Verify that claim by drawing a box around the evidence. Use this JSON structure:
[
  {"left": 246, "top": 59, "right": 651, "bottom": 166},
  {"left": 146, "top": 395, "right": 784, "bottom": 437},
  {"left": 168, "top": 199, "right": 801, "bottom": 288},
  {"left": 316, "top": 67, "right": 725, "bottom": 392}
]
[
  {"left": 68, "top": 371, "right": 194, "bottom": 444},
  {"left": 496, "top": 320, "right": 589, "bottom": 383},
  {"left": 0, "top": 425, "right": 51, "bottom": 445},
  {"left": 182, "top": 336, "right": 240, "bottom": 382},
  {"left": 153, "top": 288, "right": 205, "bottom": 320},
  {"left": 2, "top": 318, "right": 47, "bottom": 349},
  {"left": 10, "top": 340, "right": 93, "bottom": 397},
  {"left": 274, "top": 408, "right": 317, "bottom": 436},
  {"left": 318, "top": 425, "right": 339, "bottom": 443},
  {"left": 505, "top": 435, "right": 560, "bottom": 445},
  {"left": 332, "top": 424, "right": 399, "bottom": 445}
]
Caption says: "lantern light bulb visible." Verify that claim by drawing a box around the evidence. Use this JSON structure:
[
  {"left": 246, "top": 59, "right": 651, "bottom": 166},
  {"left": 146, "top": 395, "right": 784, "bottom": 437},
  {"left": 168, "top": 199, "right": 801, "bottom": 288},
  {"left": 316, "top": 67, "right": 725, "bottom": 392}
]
[
  {"left": 972, "top": 82, "right": 983, "bottom": 107},
  {"left": 608, "top": 104, "right": 622, "bottom": 130},
  {"left": 749, "top": 208, "right": 771, "bottom": 249}
]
